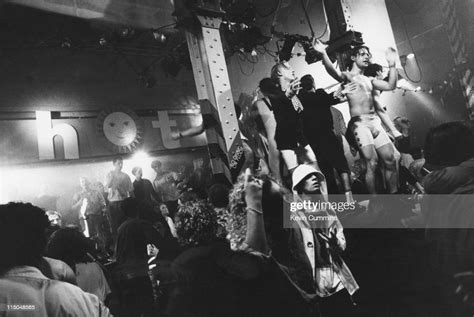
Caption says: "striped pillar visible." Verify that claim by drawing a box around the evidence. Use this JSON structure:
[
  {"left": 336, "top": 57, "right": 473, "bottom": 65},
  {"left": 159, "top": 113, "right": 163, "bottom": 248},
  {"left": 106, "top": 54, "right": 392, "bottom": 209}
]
[{"left": 440, "top": 0, "right": 474, "bottom": 119}]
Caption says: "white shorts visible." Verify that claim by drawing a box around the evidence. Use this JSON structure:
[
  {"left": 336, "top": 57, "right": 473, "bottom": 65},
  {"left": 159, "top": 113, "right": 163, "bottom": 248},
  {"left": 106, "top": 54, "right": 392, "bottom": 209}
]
[{"left": 351, "top": 114, "right": 391, "bottom": 149}]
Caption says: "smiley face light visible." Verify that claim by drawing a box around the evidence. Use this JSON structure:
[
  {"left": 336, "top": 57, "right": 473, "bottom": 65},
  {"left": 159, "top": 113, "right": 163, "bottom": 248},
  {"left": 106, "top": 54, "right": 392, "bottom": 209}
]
[{"left": 97, "top": 108, "right": 143, "bottom": 153}]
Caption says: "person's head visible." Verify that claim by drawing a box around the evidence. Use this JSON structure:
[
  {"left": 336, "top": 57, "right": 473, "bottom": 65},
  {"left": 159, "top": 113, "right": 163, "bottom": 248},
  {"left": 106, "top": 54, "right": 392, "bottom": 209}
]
[
  {"left": 131, "top": 166, "right": 143, "bottom": 180},
  {"left": 79, "top": 177, "right": 90, "bottom": 190},
  {"left": 259, "top": 77, "right": 281, "bottom": 98},
  {"left": 292, "top": 164, "right": 326, "bottom": 195},
  {"left": 271, "top": 61, "right": 296, "bottom": 84},
  {"left": 122, "top": 197, "right": 140, "bottom": 219},
  {"left": 300, "top": 74, "right": 315, "bottom": 92},
  {"left": 0, "top": 202, "right": 50, "bottom": 272},
  {"left": 393, "top": 116, "right": 411, "bottom": 135},
  {"left": 424, "top": 121, "right": 474, "bottom": 169},
  {"left": 45, "top": 228, "right": 93, "bottom": 271},
  {"left": 208, "top": 183, "right": 230, "bottom": 208},
  {"left": 175, "top": 199, "right": 223, "bottom": 247},
  {"left": 193, "top": 157, "right": 204, "bottom": 170},
  {"left": 113, "top": 156, "right": 123, "bottom": 171},
  {"left": 93, "top": 182, "right": 105, "bottom": 193},
  {"left": 178, "top": 190, "right": 199, "bottom": 205},
  {"left": 178, "top": 164, "right": 187, "bottom": 174},
  {"left": 349, "top": 45, "right": 372, "bottom": 70},
  {"left": 364, "top": 63, "right": 383, "bottom": 79},
  {"left": 159, "top": 203, "right": 169, "bottom": 217},
  {"left": 46, "top": 210, "right": 62, "bottom": 227},
  {"left": 151, "top": 160, "right": 162, "bottom": 172}
]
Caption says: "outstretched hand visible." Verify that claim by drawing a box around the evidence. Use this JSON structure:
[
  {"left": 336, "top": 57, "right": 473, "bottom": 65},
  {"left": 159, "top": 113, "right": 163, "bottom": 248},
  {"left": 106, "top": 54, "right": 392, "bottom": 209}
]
[
  {"left": 312, "top": 39, "right": 327, "bottom": 54},
  {"left": 385, "top": 47, "right": 397, "bottom": 67},
  {"left": 244, "top": 168, "right": 263, "bottom": 211},
  {"left": 170, "top": 131, "right": 181, "bottom": 140},
  {"left": 341, "top": 82, "right": 358, "bottom": 95},
  {"left": 318, "top": 228, "right": 342, "bottom": 254}
]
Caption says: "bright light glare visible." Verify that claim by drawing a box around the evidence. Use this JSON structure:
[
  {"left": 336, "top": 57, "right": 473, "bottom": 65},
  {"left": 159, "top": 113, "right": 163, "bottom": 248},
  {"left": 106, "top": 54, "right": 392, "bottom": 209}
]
[
  {"left": 407, "top": 53, "right": 415, "bottom": 59},
  {"left": 129, "top": 151, "right": 150, "bottom": 169}
]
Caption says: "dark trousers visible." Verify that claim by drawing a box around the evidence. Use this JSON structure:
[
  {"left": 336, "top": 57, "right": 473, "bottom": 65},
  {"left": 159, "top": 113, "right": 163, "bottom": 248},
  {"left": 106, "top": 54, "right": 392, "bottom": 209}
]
[
  {"left": 80, "top": 214, "right": 112, "bottom": 253},
  {"left": 117, "top": 276, "right": 154, "bottom": 317},
  {"left": 319, "top": 289, "right": 356, "bottom": 317},
  {"left": 309, "top": 133, "right": 350, "bottom": 194},
  {"left": 108, "top": 201, "right": 126, "bottom": 237}
]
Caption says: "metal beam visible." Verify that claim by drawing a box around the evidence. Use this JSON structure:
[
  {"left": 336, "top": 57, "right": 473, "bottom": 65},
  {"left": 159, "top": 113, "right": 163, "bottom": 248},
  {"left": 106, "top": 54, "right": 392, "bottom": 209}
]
[{"left": 185, "top": 13, "right": 244, "bottom": 184}]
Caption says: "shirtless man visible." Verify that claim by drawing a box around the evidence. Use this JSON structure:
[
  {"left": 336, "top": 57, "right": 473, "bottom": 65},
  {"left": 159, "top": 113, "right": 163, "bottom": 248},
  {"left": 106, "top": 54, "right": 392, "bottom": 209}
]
[
  {"left": 313, "top": 41, "right": 399, "bottom": 194},
  {"left": 364, "top": 63, "right": 403, "bottom": 141}
]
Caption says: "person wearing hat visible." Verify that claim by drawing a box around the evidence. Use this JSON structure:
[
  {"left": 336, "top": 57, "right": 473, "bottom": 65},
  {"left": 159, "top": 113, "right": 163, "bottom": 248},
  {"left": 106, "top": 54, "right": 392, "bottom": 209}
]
[{"left": 291, "top": 164, "right": 359, "bottom": 316}]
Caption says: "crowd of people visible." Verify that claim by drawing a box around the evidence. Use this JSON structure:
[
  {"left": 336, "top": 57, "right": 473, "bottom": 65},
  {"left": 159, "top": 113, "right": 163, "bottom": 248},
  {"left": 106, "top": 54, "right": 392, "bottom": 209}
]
[{"left": 1, "top": 41, "right": 474, "bottom": 317}]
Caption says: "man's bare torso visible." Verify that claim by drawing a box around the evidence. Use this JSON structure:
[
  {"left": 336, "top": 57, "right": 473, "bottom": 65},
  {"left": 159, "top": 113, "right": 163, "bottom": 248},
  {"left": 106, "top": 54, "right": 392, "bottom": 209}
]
[{"left": 343, "top": 72, "right": 375, "bottom": 117}]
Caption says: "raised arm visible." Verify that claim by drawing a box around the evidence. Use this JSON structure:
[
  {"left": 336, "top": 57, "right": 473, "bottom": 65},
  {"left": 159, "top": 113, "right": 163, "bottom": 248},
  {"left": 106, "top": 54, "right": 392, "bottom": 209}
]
[
  {"left": 372, "top": 47, "right": 398, "bottom": 91},
  {"left": 170, "top": 123, "right": 205, "bottom": 140},
  {"left": 313, "top": 39, "right": 346, "bottom": 83}
]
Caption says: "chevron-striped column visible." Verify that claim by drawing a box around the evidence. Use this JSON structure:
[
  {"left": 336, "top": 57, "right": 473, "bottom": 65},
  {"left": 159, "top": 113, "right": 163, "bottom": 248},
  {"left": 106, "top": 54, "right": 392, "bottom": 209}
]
[{"left": 440, "top": 0, "right": 473, "bottom": 119}]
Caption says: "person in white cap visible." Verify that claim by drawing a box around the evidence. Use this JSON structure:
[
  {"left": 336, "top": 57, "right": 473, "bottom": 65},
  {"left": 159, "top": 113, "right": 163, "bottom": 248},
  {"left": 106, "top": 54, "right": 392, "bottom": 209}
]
[{"left": 291, "top": 164, "right": 359, "bottom": 317}]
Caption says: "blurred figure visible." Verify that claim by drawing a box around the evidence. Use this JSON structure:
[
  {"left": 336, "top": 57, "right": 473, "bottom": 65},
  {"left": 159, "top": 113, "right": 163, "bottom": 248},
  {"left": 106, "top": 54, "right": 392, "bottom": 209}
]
[
  {"left": 423, "top": 121, "right": 474, "bottom": 193},
  {"left": 46, "top": 210, "right": 62, "bottom": 227},
  {"left": 186, "top": 157, "right": 213, "bottom": 199},
  {"left": 151, "top": 160, "right": 180, "bottom": 219},
  {"left": 421, "top": 121, "right": 474, "bottom": 316},
  {"left": 72, "top": 177, "right": 107, "bottom": 242},
  {"left": 33, "top": 183, "right": 59, "bottom": 212},
  {"left": 115, "top": 198, "right": 162, "bottom": 317},
  {"left": 46, "top": 228, "right": 111, "bottom": 302},
  {"left": 0, "top": 202, "right": 111, "bottom": 316},
  {"left": 159, "top": 203, "right": 177, "bottom": 238},
  {"left": 132, "top": 166, "right": 161, "bottom": 208},
  {"left": 105, "top": 156, "right": 134, "bottom": 241}
]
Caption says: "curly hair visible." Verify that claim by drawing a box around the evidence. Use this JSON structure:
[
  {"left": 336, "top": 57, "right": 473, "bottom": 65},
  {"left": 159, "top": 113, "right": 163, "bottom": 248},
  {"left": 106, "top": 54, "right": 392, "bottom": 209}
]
[
  {"left": 225, "top": 174, "right": 289, "bottom": 251},
  {"left": 174, "top": 199, "right": 225, "bottom": 247}
]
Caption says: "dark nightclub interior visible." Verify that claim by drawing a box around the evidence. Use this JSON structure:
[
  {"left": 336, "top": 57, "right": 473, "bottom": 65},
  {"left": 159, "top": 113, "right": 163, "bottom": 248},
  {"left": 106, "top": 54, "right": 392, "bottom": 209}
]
[{"left": 0, "top": 0, "right": 473, "bottom": 316}]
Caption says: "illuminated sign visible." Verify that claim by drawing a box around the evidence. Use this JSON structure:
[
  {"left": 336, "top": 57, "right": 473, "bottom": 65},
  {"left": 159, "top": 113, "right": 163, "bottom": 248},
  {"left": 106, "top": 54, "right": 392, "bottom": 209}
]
[
  {"left": 36, "top": 111, "right": 79, "bottom": 160},
  {"left": 18, "top": 110, "right": 207, "bottom": 163}
]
